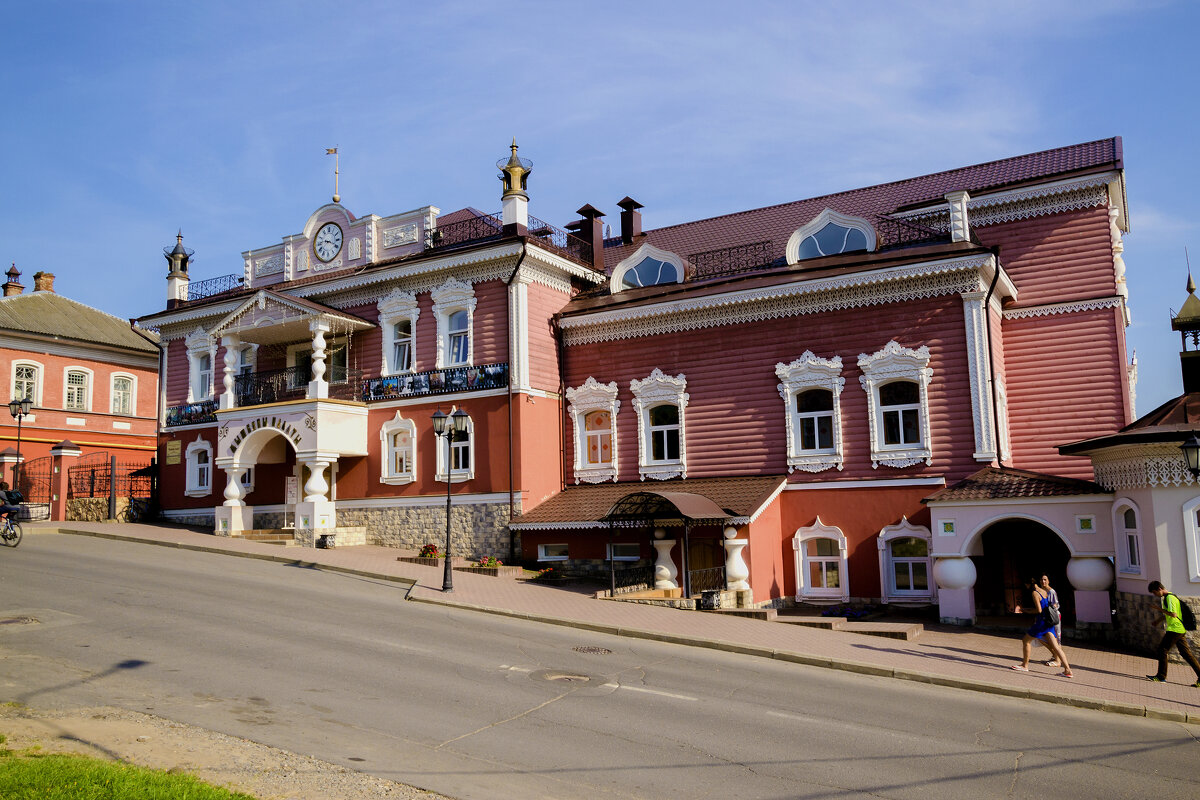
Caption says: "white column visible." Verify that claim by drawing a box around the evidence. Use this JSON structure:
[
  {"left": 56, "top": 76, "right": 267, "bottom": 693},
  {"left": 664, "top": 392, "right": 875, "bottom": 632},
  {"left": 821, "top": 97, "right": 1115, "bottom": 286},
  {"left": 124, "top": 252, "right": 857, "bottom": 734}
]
[
  {"left": 213, "top": 459, "right": 251, "bottom": 536},
  {"left": 961, "top": 290, "right": 997, "bottom": 462},
  {"left": 308, "top": 320, "right": 330, "bottom": 399},
  {"left": 223, "top": 466, "right": 246, "bottom": 506},
  {"left": 723, "top": 525, "right": 749, "bottom": 591},
  {"left": 1067, "top": 557, "right": 1115, "bottom": 624},
  {"left": 220, "top": 335, "right": 240, "bottom": 410},
  {"left": 508, "top": 274, "right": 531, "bottom": 392},
  {"left": 652, "top": 527, "right": 678, "bottom": 590},
  {"left": 933, "top": 556, "right": 977, "bottom": 625},
  {"left": 303, "top": 459, "right": 330, "bottom": 502}
]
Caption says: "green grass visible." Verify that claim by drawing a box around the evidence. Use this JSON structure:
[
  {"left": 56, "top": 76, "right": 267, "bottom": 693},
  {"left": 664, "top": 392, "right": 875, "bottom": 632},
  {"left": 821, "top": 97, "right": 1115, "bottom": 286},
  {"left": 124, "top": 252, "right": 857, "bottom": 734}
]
[{"left": 0, "top": 745, "right": 257, "bottom": 799}]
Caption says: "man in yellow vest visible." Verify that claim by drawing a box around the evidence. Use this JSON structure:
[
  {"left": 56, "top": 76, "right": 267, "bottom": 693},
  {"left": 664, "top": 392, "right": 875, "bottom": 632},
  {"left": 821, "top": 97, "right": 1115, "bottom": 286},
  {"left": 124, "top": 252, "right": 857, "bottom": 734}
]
[{"left": 1147, "top": 581, "right": 1200, "bottom": 686}]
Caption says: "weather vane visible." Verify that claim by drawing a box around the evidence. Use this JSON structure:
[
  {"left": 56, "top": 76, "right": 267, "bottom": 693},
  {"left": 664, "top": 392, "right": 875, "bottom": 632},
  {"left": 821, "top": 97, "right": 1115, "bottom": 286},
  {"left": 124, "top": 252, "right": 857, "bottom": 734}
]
[{"left": 326, "top": 146, "right": 340, "bottom": 203}]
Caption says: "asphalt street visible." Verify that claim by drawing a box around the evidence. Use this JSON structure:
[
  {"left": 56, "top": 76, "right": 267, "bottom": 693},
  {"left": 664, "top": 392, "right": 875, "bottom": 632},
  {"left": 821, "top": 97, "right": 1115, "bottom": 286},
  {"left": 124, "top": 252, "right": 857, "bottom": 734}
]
[{"left": 2, "top": 533, "right": 1198, "bottom": 800}]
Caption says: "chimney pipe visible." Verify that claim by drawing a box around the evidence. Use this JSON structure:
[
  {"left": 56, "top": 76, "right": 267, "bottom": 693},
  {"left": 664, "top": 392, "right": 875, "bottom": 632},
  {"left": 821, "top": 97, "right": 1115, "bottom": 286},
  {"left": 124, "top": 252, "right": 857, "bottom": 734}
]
[
  {"left": 3, "top": 264, "right": 23, "bottom": 297},
  {"left": 617, "top": 197, "right": 643, "bottom": 245},
  {"left": 32, "top": 271, "right": 55, "bottom": 293},
  {"left": 574, "top": 204, "right": 606, "bottom": 273}
]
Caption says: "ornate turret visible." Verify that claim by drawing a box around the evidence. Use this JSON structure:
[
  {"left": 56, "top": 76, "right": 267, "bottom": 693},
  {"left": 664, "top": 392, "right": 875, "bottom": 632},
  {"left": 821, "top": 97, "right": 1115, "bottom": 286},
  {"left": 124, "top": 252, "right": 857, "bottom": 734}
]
[
  {"left": 1171, "top": 271, "right": 1200, "bottom": 393},
  {"left": 497, "top": 139, "right": 532, "bottom": 231},
  {"left": 3, "top": 264, "right": 23, "bottom": 297},
  {"left": 164, "top": 230, "right": 194, "bottom": 309}
]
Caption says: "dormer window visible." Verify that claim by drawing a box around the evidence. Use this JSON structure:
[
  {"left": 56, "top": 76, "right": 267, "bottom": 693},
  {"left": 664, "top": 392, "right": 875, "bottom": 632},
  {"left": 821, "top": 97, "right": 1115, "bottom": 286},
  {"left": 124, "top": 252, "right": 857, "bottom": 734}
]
[
  {"left": 786, "top": 209, "right": 876, "bottom": 264},
  {"left": 610, "top": 244, "right": 686, "bottom": 293}
]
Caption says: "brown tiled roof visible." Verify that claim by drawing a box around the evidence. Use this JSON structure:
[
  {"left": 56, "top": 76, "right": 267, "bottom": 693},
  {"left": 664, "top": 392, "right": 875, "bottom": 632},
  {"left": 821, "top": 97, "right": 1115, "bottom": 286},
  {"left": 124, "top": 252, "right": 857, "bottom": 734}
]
[
  {"left": 511, "top": 475, "right": 786, "bottom": 528},
  {"left": 924, "top": 467, "right": 1108, "bottom": 503},
  {"left": 1058, "top": 392, "right": 1200, "bottom": 455},
  {"left": 599, "top": 138, "right": 1122, "bottom": 275}
]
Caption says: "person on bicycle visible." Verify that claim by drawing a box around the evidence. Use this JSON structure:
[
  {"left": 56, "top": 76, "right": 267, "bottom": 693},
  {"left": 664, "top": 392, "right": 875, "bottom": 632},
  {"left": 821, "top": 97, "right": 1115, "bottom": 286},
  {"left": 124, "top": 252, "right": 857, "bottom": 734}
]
[{"left": 0, "top": 481, "right": 22, "bottom": 522}]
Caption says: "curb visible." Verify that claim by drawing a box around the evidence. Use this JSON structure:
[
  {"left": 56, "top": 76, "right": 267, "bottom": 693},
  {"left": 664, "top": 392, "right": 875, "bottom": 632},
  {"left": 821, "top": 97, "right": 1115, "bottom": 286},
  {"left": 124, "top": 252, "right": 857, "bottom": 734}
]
[{"left": 45, "top": 526, "right": 1200, "bottom": 725}]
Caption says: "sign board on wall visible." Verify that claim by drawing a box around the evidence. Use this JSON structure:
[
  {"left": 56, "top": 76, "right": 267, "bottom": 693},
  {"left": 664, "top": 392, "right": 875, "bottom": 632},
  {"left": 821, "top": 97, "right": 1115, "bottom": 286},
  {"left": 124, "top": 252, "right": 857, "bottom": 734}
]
[
  {"left": 285, "top": 476, "right": 298, "bottom": 505},
  {"left": 165, "top": 440, "right": 182, "bottom": 465}
]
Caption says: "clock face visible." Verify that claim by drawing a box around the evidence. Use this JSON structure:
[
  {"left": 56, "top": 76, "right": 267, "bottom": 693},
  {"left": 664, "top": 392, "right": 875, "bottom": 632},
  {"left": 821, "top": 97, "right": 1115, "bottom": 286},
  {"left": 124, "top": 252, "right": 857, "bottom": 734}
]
[{"left": 314, "top": 222, "right": 343, "bottom": 262}]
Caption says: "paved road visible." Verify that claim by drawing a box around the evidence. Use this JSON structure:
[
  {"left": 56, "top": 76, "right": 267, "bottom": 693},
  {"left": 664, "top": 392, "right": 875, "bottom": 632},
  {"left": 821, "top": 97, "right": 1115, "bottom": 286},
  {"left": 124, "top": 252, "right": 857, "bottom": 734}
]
[{"left": 2, "top": 534, "right": 1198, "bottom": 799}]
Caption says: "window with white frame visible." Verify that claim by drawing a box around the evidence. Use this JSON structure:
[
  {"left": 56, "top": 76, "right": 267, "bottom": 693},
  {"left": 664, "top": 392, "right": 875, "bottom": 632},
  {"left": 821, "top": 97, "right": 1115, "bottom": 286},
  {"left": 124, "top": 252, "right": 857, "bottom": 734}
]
[
  {"left": 776, "top": 352, "right": 844, "bottom": 473},
  {"left": 435, "top": 411, "right": 474, "bottom": 483},
  {"left": 785, "top": 208, "right": 876, "bottom": 264},
  {"left": 377, "top": 289, "right": 419, "bottom": 375},
  {"left": 566, "top": 377, "right": 620, "bottom": 484},
  {"left": 111, "top": 375, "right": 134, "bottom": 415},
  {"left": 238, "top": 346, "right": 257, "bottom": 376},
  {"left": 858, "top": 341, "right": 933, "bottom": 468},
  {"left": 239, "top": 466, "right": 255, "bottom": 493},
  {"left": 1182, "top": 495, "right": 1200, "bottom": 583},
  {"left": 792, "top": 518, "right": 848, "bottom": 602},
  {"left": 608, "top": 542, "right": 641, "bottom": 561},
  {"left": 631, "top": 368, "right": 688, "bottom": 480},
  {"left": 538, "top": 543, "right": 569, "bottom": 562},
  {"left": 1116, "top": 504, "right": 1142, "bottom": 575},
  {"left": 185, "top": 439, "right": 213, "bottom": 497},
  {"left": 379, "top": 411, "right": 417, "bottom": 485},
  {"left": 185, "top": 328, "right": 215, "bottom": 402},
  {"left": 609, "top": 243, "right": 685, "bottom": 293},
  {"left": 877, "top": 518, "right": 934, "bottom": 603},
  {"left": 12, "top": 361, "right": 40, "bottom": 406},
  {"left": 64, "top": 369, "right": 90, "bottom": 411},
  {"left": 432, "top": 279, "right": 476, "bottom": 369}
]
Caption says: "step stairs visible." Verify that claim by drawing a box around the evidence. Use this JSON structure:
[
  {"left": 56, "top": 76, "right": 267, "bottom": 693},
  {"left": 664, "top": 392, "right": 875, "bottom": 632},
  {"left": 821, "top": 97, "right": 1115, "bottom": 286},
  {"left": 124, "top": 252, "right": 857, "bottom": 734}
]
[
  {"left": 777, "top": 613, "right": 923, "bottom": 641},
  {"left": 236, "top": 528, "right": 297, "bottom": 546}
]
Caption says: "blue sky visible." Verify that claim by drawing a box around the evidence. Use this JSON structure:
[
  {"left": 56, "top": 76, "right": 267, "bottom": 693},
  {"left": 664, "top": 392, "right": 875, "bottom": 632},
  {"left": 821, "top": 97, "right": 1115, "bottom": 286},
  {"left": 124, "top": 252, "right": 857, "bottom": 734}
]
[{"left": 2, "top": 0, "right": 1196, "bottom": 414}]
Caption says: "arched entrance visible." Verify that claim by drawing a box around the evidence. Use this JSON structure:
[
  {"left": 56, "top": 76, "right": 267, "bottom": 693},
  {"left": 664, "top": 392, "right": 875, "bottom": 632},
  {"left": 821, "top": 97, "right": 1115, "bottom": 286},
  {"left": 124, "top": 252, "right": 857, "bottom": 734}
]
[{"left": 972, "top": 518, "right": 1073, "bottom": 623}]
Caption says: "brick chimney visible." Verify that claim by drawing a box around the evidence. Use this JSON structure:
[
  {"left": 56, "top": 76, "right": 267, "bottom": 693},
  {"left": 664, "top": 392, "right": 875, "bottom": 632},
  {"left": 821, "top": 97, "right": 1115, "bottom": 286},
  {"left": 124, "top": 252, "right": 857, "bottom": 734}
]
[
  {"left": 617, "top": 197, "right": 643, "bottom": 245},
  {"left": 3, "top": 264, "right": 23, "bottom": 297},
  {"left": 32, "top": 271, "right": 55, "bottom": 293},
  {"left": 573, "top": 204, "right": 605, "bottom": 273}
]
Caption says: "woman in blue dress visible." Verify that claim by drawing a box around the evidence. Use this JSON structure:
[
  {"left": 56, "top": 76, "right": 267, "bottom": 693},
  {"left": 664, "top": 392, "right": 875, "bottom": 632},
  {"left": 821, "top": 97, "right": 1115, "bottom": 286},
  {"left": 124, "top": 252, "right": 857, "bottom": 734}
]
[{"left": 1012, "top": 576, "right": 1072, "bottom": 678}]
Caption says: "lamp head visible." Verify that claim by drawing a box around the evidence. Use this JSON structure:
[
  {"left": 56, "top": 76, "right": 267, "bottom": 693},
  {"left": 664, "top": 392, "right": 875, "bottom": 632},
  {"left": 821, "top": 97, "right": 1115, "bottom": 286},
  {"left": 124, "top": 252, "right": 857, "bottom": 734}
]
[
  {"left": 450, "top": 407, "right": 469, "bottom": 435},
  {"left": 1181, "top": 433, "right": 1200, "bottom": 476},
  {"left": 431, "top": 408, "right": 448, "bottom": 436},
  {"left": 8, "top": 397, "right": 30, "bottom": 418}
]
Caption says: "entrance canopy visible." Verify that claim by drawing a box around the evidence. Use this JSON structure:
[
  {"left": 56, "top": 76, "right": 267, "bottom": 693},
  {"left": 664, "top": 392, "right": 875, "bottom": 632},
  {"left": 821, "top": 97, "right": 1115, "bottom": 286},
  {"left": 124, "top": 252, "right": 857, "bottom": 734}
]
[{"left": 604, "top": 491, "right": 732, "bottom": 523}]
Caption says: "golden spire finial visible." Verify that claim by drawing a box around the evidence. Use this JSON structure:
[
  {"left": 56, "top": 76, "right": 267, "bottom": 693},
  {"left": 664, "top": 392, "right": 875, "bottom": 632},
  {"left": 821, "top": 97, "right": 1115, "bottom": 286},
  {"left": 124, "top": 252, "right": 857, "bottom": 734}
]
[
  {"left": 498, "top": 139, "right": 532, "bottom": 200},
  {"left": 326, "top": 147, "right": 340, "bottom": 203}
]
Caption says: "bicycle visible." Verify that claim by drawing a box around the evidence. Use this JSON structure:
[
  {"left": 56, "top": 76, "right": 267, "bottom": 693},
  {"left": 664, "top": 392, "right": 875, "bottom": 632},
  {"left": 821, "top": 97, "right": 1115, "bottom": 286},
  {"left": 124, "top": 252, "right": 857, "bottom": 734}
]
[
  {"left": 1, "top": 515, "right": 22, "bottom": 547},
  {"left": 119, "top": 497, "right": 159, "bottom": 524}
]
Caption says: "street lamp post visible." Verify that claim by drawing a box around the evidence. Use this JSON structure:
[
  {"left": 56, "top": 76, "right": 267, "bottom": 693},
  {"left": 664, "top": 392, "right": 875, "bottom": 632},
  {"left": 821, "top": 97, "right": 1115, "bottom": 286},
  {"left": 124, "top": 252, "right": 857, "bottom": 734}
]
[
  {"left": 432, "top": 407, "right": 470, "bottom": 592},
  {"left": 8, "top": 396, "right": 32, "bottom": 490}
]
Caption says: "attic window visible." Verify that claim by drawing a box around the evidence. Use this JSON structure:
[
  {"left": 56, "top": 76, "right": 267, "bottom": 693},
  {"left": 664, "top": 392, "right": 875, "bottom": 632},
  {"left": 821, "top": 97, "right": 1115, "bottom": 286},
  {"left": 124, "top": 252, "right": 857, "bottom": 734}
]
[
  {"left": 609, "top": 243, "right": 686, "bottom": 293},
  {"left": 786, "top": 209, "right": 877, "bottom": 264}
]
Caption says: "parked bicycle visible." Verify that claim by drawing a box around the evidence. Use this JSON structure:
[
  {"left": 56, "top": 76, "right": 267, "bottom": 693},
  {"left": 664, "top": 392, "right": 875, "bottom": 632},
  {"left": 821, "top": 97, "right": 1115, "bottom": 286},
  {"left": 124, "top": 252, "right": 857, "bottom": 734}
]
[
  {"left": 119, "top": 497, "right": 159, "bottom": 524},
  {"left": 1, "top": 515, "right": 21, "bottom": 547}
]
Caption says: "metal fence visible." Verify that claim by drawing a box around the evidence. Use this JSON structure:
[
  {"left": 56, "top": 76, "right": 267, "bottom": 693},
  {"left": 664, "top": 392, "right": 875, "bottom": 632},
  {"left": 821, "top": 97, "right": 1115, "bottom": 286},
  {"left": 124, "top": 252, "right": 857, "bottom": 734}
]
[
  {"left": 688, "top": 566, "right": 727, "bottom": 594},
  {"left": 14, "top": 455, "right": 51, "bottom": 520},
  {"left": 67, "top": 453, "right": 156, "bottom": 499}
]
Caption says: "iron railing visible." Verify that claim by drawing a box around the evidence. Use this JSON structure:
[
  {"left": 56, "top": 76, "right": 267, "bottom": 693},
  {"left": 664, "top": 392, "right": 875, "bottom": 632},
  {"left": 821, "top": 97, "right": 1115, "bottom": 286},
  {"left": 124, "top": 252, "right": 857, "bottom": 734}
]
[
  {"left": 874, "top": 216, "right": 951, "bottom": 249},
  {"left": 234, "top": 365, "right": 310, "bottom": 405},
  {"left": 688, "top": 566, "right": 727, "bottom": 594},
  {"left": 67, "top": 454, "right": 154, "bottom": 499},
  {"left": 362, "top": 363, "right": 508, "bottom": 401},
  {"left": 688, "top": 240, "right": 775, "bottom": 280},
  {"left": 14, "top": 455, "right": 51, "bottom": 520},
  {"left": 186, "top": 273, "right": 245, "bottom": 303},
  {"left": 426, "top": 212, "right": 505, "bottom": 250},
  {"left": 527, "top": 213, "right": 594, "bottom": 267},
  {"left": 165, "top": 399, "right": 217, "bottom": 427},
  {"left": 612, "top": 563, "right": 654, "bottom": 592}
]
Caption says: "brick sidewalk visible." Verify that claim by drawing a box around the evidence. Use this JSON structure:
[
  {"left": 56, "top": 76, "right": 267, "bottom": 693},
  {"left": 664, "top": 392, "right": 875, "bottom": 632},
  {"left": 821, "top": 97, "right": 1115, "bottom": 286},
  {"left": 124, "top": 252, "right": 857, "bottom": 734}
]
[{"left": 26, "top": 521, "right": 1200, "bottom": 724}]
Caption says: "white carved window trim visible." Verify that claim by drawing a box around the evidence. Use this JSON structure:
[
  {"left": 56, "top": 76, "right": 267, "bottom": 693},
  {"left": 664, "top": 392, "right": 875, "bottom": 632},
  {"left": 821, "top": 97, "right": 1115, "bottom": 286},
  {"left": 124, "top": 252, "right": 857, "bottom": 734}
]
[
  {"left": 877, "top": 518, "right": 935, "bottom": 604},
  {"left": 379, "top": 411, "right": 417, "bottom": 485},
  {"left": 786, "top": 208, "right": 877, "bottom": 265},
  {"left": 566, "top": 377, "right": 619, "bottom": 484},
  {"left": 185, "top": 328, "right": 216, "bottom": 403},
  {"left": 12, "top": 360, "right": 42, "bottom": 407},
  {"left": 792, "top": 518, "right": 849, "bottom": 602},
  {"left": 434, "top": 408, "right": 474, "bottom": 483},
  {"left": 631, "top": 368, "right": 688, "bottom": 481},
  {"left": 776, "top": 352, "right": 844, "bottom": 473},
  {"left": 858, "top": 341, "right": 933, "bottom": 469},
  {"left": 1114, "top": 499, "right": 1143, "bottom": 576},
  {"left": 377, "top": 289, "right": 420, "bottom": 375},
  {"left": 185, "top": 438, "right": 213, "bottom": 497},
  {"left": 63, "top": 366, "right": 93, "bottom": 412},
  {"left": 609, "top": 243, "right": 686, "bottom": 293},
  {"left": 432, "top": 279, "right": 476, "bottom": 369},
  {"left": 110, "top": 372, "right": 136, "bottom": 416},
  {"left": 1182, "top": 495, "right": 1200, "bottom": 583}
]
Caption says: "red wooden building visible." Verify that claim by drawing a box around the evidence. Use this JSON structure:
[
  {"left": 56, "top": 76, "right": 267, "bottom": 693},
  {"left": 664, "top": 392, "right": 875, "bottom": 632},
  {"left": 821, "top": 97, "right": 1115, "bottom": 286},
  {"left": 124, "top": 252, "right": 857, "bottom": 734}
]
[{"left": 137, "top": 139, "right": 1136, "bottom": 626}]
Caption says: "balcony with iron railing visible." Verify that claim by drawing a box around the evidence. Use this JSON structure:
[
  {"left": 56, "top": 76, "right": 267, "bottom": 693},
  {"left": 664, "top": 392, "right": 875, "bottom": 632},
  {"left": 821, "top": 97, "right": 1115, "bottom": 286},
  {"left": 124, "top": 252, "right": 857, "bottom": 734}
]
[
  {"left": 361, "top": 363, "right": 509, "bottom": 402},
  {"left": 425, "top": 212, "right": 594, "bottom": 269},
  {"left": 164, "top": 367, "right": 363, "bottom": 427}
]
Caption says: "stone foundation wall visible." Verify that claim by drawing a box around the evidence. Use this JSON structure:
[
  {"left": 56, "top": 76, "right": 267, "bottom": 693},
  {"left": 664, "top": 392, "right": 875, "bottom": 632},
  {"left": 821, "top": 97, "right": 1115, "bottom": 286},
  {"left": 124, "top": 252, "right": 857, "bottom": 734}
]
[
  {"left": 170, "top": 512, "right": 215, "bottom": 528},
  {"left": 1114, "top": 590, "right": 1200, "bottom": 660},
  {"left": 335, "top": 502, "right": 514, "bottom": 560},
  {"left": 66, "top": 498, "right": 127, "bottom": 522}
]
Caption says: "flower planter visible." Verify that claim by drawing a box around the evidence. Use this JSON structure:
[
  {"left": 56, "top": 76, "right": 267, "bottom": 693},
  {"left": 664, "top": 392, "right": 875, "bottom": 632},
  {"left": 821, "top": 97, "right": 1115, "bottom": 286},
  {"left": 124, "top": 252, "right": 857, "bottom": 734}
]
[
  {"left": 453, "top": 565, "right": 524, "bottom": 578},
  {"left": 397, "top": 556, "right": 443, "bottom": 567}
]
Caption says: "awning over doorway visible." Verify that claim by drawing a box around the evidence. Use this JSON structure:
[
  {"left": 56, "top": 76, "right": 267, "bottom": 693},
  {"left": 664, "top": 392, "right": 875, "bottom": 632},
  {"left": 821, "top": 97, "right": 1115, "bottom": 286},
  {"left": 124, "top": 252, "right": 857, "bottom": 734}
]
[{"left": 509, "top": 475, "right": 786, "bottom": 530}]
